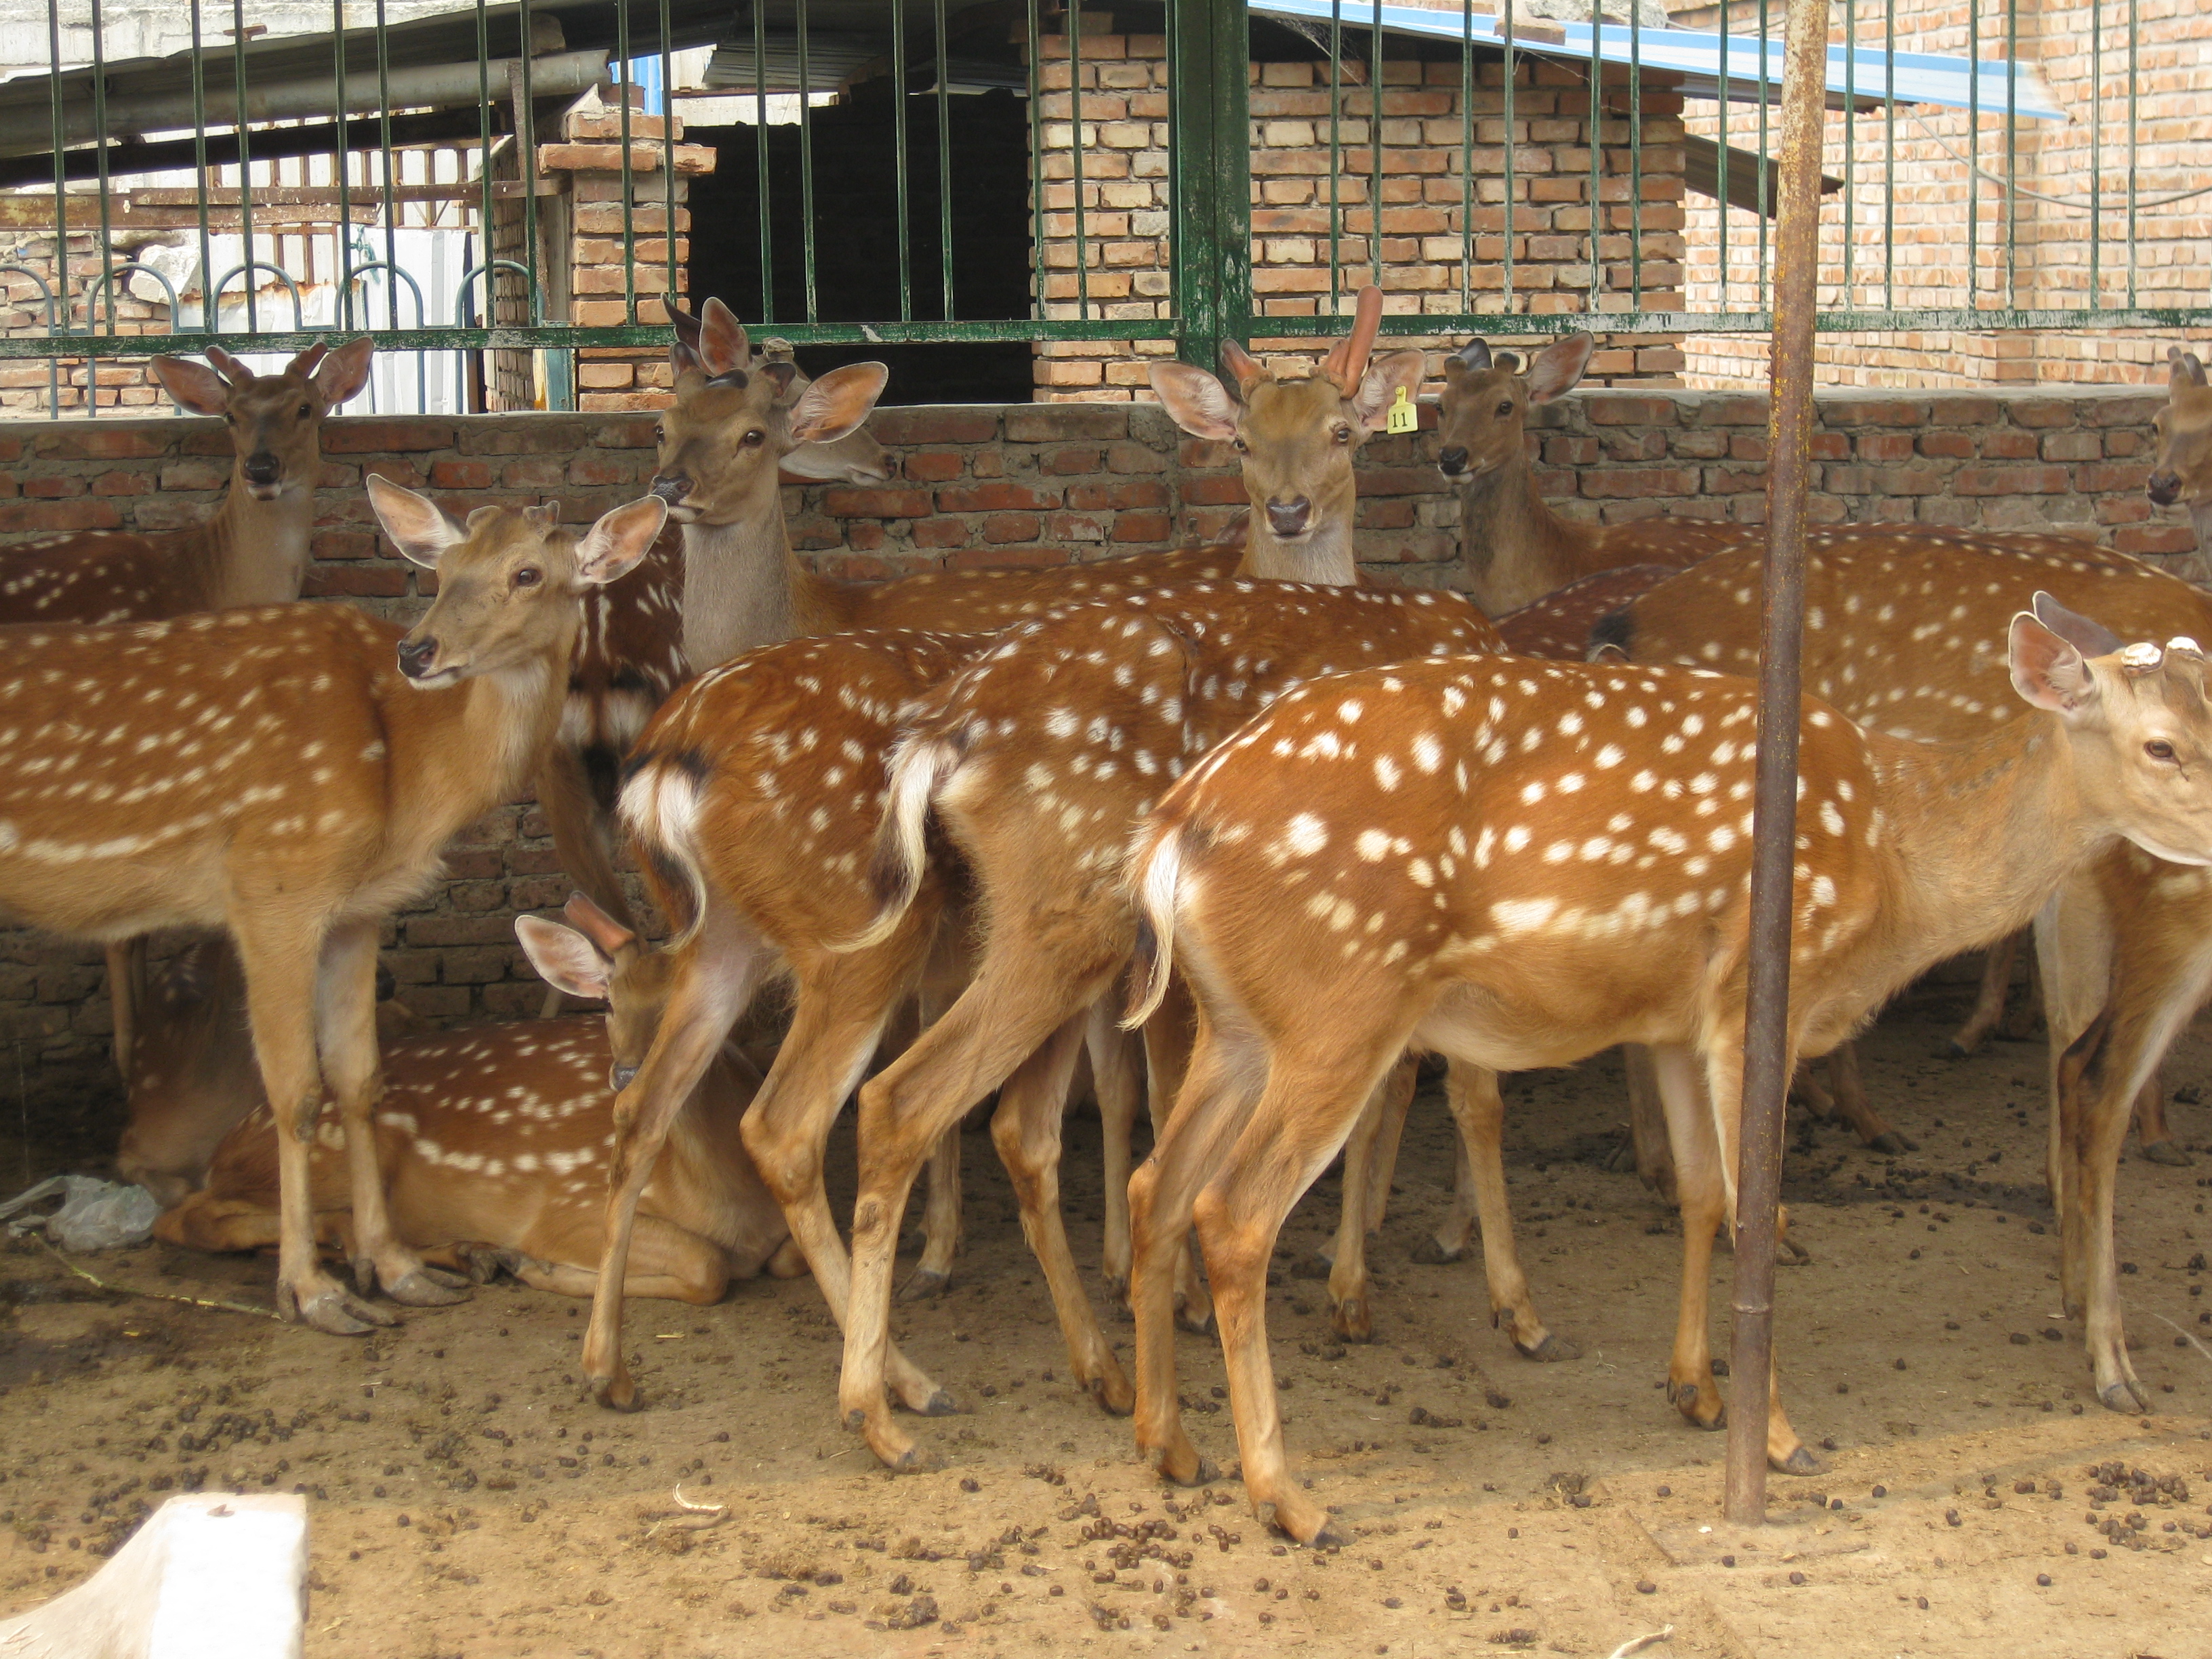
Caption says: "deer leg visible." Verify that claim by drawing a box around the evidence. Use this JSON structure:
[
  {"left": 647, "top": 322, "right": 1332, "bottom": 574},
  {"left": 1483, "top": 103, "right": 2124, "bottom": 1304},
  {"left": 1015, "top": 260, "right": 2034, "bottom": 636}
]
[
  {"left": 1621, "top": 1045, "right": 1680, "bottom": 1204},
  {"left": 903, "top": 1128, "right": 963, "bottom": 1300},
  {"left": 1816, "top": 1041, "right": 1910, "bottom": 1153},
  {"left": 1141, "top": 981, "right": 1212, "bottom": 1334},
  {"left": 1650, "top": 1043, "right": 1727, "bottom": 1433},
  {"left": 1324, "top": 1057, "right": 1416, "bottom": 1342},
  {"left": 1200, "top": 1029, "right": 1415, "bottom": 1547},
  {"left": 1130, "top": 1017, "right": 1263, "bottom": 1489},
  {"left": 1444, "top": 1061, "right": 1573, "bottom": 1361},
  {"left": 318, "top": 921, "right": 465, "bottom": 1310},
  {"left": 2035, "top": 877, "right": 2114, "bottom": 1309},
  {"left": 739, "top": 943, "right": 954, "bottom": 1417},
  {"left": 1089, "top": 998, "right": 1145, "bottom": 1301},
  {"left": 1999, "top": 940, "right": 2044, "bottom": 1041},
  {"left": 228, "top": 916, "right": 390, "bottom": 1335},
  {"left": 990, "top": 1015, "right": 1132, "bottom": 1414},
  {"left": 489, "top": 1215, "right": 733, "bottom": 1305},
  {"left": 1412, "top": 1088, "right": 1478, "bottom": 1265},
  {"left": 105, "top": 937, "right": 147, "bottom": 1082},
  {"left": 2134, "top": 1067, "right": 2190, "bottom": 1165},
  {"left": 1946, "top": 933, "right": 2020, "bottom": 1059},
  {"left": 585, "top": 911, "right": 768, "bottom": 1410},
  {"left": 840, "top": 951, "right": 1108, "bottom": 1470},
  {"left": 1361, "top": 1054, "right": 1414, "bottom": 1231}
]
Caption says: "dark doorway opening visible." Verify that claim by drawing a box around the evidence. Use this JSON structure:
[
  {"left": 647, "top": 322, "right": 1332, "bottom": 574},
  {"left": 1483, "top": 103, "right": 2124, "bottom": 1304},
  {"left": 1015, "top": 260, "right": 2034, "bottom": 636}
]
[{"left": 685, "top": 83, "right": 1036, "bottom": 404}]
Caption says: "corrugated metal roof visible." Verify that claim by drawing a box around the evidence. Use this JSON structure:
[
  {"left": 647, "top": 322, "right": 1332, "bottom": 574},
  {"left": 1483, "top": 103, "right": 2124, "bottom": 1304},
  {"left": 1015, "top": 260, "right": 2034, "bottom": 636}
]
[{"left": 1253, "top": 0, "right": 2066, "bottom": 122}]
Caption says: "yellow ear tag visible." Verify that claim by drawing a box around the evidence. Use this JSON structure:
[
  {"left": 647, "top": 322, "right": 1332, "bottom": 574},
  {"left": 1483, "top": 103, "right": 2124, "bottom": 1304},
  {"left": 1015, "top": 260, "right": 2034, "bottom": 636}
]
[{"left": 1385, "top": 384, "right": 1418, "bottom": 434}]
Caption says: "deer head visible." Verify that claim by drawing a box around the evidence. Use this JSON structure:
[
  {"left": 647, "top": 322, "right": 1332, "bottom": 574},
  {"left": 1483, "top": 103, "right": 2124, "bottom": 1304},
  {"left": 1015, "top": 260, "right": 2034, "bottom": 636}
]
[
  {"left": 368, "top": 477, "right": 665, "bottom": 688},
  {"left": 516, "top": 893, "right": 676, "bottom": 1092},
  {"left": 150, "top": 338, "right": 374, "bottom": 501},
  {"left": 1149, "top": 286, "right": 1424, "bottom": 550},
  {"left": 2148, "top": 346, "right": 2212, "bottom": 514},
  {"left": 648, "top": 295, "right": 888, "bottom": 524},
  {"left": 2016, "top": 592, "right": 2212, "bottom": 867},
  {"left": 1434, "top": 333, "right": 1593, "bottom": 484}
]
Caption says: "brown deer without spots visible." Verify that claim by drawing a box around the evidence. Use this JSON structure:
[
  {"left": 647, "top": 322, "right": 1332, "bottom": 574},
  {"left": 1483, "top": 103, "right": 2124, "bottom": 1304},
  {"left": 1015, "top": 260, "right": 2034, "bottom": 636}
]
[
  {"left": 140, "top": 901, "right": 798, "bottom": 1300},
  {"left": 0, "top": 338, "right": 374, "bottom": 1078},
  {"left": 1437, "top": 334, "right": 1752, "bottom": 617},
  {"left": 2148, "top": 345, "right": 2212, "bottom": 582},
  {"left": 0, "top": 476, "right": 663, "bottom": 1332},
  {"left": 1608, "top": 527, "right": 2212, "bottom": 1412},
  {"left": 827, "top": 579, "right": 1507, "bottom": 1471},
  {"left": 1124, "top": 601, "right": 2212, "bottom": 1542}
]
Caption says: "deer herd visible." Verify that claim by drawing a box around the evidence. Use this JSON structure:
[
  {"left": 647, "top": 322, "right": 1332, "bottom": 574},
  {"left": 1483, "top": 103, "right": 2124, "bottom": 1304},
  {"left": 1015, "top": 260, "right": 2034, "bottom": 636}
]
[{"left": 4, "top": 298, "right": 2211, "bottom": 1542}]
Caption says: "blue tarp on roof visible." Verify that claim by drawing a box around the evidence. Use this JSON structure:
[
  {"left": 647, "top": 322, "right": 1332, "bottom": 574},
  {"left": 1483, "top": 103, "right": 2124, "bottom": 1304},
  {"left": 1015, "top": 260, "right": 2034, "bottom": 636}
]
[{"left": 1253, "top": 0, "right": 2066, "bottom": 122}]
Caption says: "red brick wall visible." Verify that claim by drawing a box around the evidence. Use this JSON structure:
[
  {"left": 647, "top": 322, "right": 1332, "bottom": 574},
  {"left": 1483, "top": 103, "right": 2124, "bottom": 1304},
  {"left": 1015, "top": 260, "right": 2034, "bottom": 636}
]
[{"left": 0, "top": 383, "right": 2188, "bottom": 1110}]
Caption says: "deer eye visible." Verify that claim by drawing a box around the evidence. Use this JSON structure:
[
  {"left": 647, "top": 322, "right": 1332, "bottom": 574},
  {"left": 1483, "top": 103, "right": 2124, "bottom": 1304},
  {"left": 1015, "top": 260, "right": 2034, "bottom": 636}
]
[
  {"left": 653, "top": 424, "right": 665, "bottom": 444},
  {"left": 1231, "top": 436, "right": 1248, "bottom": 453},
  {"left": 2146, "top": 739, "right": 2178, "bottom": 762},
  {"left": 1495, "top": 400, "right": 1513, "bottom": 418},
  {"left": 741, "top": 429, "right": 766, "bottom": 447},
  {"left": 512, "top": 567, "right": 543, "bottom": 589},
  {"left": 298, "top": 403, "right": 312, "bottom": 418}
]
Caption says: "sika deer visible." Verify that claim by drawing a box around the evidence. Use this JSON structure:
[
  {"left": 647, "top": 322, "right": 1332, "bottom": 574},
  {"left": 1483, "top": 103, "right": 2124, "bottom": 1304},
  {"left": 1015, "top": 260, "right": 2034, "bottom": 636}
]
[
  {"left": 1123, "top": 601, "right": 2212, "bottom": 1542},
  {"left": 830, "top": 581, "right": 1507, "bottom": 1469},
  {"left": 2148, "top": 346, "right": 2212, "bottom": 583},
  {"left": 1608, "top": 527, "right": 2212, "bottom": 1412},
  {"left": 0, "top": 476, "right": 663, "bottom": 1332},
  {"left": 0, "top": 339, "right": 375, "bottom": 1076},
  {"left": 148, "top": 897, "right": 798, "bottom": 1302},
  {"left": 1438, "top": 335, "right": 1751, "bottom": 615}
]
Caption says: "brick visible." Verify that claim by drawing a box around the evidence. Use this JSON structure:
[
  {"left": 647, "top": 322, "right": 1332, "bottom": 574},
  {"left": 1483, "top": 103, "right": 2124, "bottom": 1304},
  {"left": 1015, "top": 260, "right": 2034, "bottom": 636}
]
[
  {"left": 1006, "top": 405, "right": 1129, "bottom": 442},
  {"left": 901, "top": 451, "right": 966, "bottom": 484},
  {"left": 0, "top": 499, "right": 121, "bottom": 531},
  {"left": 429, "top": 459, "right": 494, "bottom": 491},
  {"left": 1950, "top": 466, "right": 2069, "bottom": 496},
  {"left": 936, "top": 483, "right": 1060, "bottom": 513},
  {"left": 324, "top": 419, "right": 454, "bottom": 453},
  {"left": 304, "top": 565, "right": 410, "bottom": 598},
  {"left": 871, "top": 408, "right": 1000, "bottom": 445},
  {"left": 823, "top": 486, "right": 933, "bottom": 518}
]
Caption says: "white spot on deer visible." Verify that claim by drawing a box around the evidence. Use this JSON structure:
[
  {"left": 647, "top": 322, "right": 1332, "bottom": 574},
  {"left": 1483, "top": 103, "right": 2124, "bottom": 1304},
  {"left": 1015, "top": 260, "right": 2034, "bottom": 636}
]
[
  {"left": 1492, "top": 897, "right": 1559, "bottom": 935},
  {"left": 1286, "top": 813, "right": 1328, "bottom": 856},
  {"left": 1374, "top": 755, "right": 1400, "bottom": 792},
  {"left": 1502, "top": 825, "right": 1531, "bottom": 853},
  {"left": 1411, "top": 733, "right": 1442, "bottom": 774},
  {"left": 1357, "top": 830, "right": 1391, "bottom": 862},
  {"left": 1519, "top": 779, "right": 1547, "bottom": 805},
  {"left": 1556, "top": 773, "right": 1584, "bottom": 794}
]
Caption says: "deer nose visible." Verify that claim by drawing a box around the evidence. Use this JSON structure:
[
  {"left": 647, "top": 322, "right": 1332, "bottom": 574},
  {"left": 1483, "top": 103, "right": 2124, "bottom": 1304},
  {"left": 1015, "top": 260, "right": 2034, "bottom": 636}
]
[
  {"left": 242, "top": 452, "right": 282, "bottom": 487},
  {"left": 649, "top": 472, "right": 691, "bottom": 506},
  {"left": 2148, "top": 470, "right": 2184, "bottom": 507},
  {"left": 1437, "top": 445, "right": 1469, "bottom": 476},
  {"left": 610, "top": 1063, "right": 638, "bottom": 1092},
  {"left": 395, "top": 635, "right": 440, "bottom": 680},
  {"left": 1265, "top": 496, "right": 1311, "bottom": 537}
]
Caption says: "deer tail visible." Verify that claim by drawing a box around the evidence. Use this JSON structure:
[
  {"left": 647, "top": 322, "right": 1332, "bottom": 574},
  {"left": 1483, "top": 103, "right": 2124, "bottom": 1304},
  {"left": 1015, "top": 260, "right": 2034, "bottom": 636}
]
[
  {"left": 840, "top": 729, "right": 964, "bottom": 953},
  {"left": 617, "top": 747, "right": 714, "bottom": 949},
  {"left": 1123, "top": 823, "right": 1187, "bottom": 1029}
]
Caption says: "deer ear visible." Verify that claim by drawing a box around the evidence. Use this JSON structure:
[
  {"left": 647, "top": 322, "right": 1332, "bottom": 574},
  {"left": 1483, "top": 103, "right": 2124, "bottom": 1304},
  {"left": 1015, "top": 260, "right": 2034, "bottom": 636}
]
[
  {"left": 562, "top": 891, "right": 637, "bottom": 956},
  {"left": 2009, "top": 607, "right": 2102, "bottom": 715},
  {"left": 312, "top": 337, "right": 375, "bottom": 407},
  {"left": 1150, "top": 361, "right": 1241, "bottom": 441},
  {"left": 1525, "top": 333, "right": 1595, "bottom": 404},
  {"left": 366, "top": 474, "right": 468, "bottom": 568},
  {"left": 1588, "top": 640, "right": 1630, "bottom": 665},
  {"left": 787, "top": 362, "right": 886, "bottom": 446},
  {"left": 2030, "top": 593, "right": 2125, "bottom": 661},
  {"left": 698, "top": 296, "right": 752, "bottom": 379},
  {"left": 1454, "top": 337, "right": 1492, "bottom": 371},
  {"left": 1350, "top": 350, "right": 1427, "bottom": 432},
  {"left": 2171, "top": 346, "right": 2209, "bottom": 390},
  {"left": 516, "top": 916, "right": 614, "bottom": 1002},
  {"left": 150, "top": 355, "right": 232, "bottom": 417},
  {"left": 573, "top": 496, "right": 668, "bottom": 586}
]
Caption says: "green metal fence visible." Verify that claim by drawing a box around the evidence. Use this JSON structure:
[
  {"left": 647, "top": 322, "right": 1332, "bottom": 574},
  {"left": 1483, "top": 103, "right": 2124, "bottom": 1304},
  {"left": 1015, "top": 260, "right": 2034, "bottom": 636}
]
[{"left": 0, "top": 0, "right": 2206, "bottom": 409}]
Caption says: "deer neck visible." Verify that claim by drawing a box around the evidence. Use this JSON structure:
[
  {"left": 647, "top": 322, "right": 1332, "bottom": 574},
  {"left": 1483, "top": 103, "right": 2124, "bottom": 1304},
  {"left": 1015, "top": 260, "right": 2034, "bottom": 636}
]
[
  {"left": 679, "top": 498, "right": 840, "bottom": 669},
  {"left": 2186, "top": 500, "right": 2212, "bottom": 583},
  {"left": 1457, "top": 447, "right": 1591, "bottom": 615},
  {"left": 202, "top": 473, "right": 319, "bottom": 609},
  {"left": 1865, "top": 715, "right": 2105, "bottom": 977},
  {"left": 1236, "top": 508, "right": 1360, "bottom": 588}
]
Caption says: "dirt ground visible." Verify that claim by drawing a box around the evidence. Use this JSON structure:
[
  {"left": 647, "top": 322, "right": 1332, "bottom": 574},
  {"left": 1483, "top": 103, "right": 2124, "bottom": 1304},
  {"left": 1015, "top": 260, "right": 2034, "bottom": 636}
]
[{"left": 5, "top": 979, "right": 2212, "bottom": 1659}]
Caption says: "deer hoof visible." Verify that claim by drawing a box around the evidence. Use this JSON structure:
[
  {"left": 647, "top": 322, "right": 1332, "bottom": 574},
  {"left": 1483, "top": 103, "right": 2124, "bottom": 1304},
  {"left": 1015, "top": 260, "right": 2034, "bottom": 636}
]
[
  {"left": 1408, "top": 1235, "right": 1463, "bottom": 1266},
  {"left": 1867, "top": 1131, "right": 1919, "bottom": 1155},
  {"left": 916, "top": 1388, "right": 959, "bottom": 1418},
  {"left": 1942, "top": 1038, "right": 1974, "bottom": 1061},
  {"left": 1086, "top": 1371, "right": 1136, "bottom": 1417},
  {"left": 590, "top": 1375, "right": 640, "bottom": 1413},
  {"left": 384, "top": 1269, "right": 472, "bottom": 1307},
  {"left": 1774, "top": 1444, "right": 1826, "bottom": 1476},
  {"left": 2099, "top": 1378, "right": 2150, "bottom": 1414},
  {"left": 1778, "top": 1236, "right": 1814, "bottom": 1268},
  {"left": 1332, "top": 1297, "right": 1374, "bottom": 1343},
  {"left": 1515, "top": 1332, "right": 1580, "bottom": 1363},
  {"left": 1175, "top": 1301, "right": 1216, "bottom": 1337},
  {"left": 2139, "top": 1140, "right": 2194, "bottom": 1168},
  {"left": 896, "top": 1267, "right": 951, "bottom": 1303},
  {"left": 283, "top": 1283, "right": 393, "bottom": 1336}
]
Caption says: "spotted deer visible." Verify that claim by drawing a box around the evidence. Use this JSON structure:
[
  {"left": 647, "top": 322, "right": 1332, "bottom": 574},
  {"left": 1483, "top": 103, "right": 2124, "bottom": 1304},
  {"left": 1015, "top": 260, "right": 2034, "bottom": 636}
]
[
  {"left": 1605, "top": 527, "right": 2212, "bottom": 1413},
  {"left": 0, "top": 476, "right": 664, "bottom": 1332},
  {"left": 2148, "top": 345, "right": 2212, "bottom": 582},
  {"left": 1438, "top": 335, "right": 1755, "bottom": 617},
  {"left": 1122, "top": 600, "right": 2212, "bottom": 1542},
  {"left": 146, "top": 898, "right": 799, "bottom": 1302},
  {"left": 0, "top": 338, "right": 375, "bottom": 1077},
  {"left": 823, "top": 579, "right": 1509, "bottom": 1471},
  {"left": 573, "top": 297, "right": 1435, "bottom": 1415}
]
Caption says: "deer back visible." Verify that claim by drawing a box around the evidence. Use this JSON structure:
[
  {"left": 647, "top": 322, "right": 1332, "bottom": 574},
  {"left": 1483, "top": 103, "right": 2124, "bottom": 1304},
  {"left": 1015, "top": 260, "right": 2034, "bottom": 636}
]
[
  {"left": 1495, "top": 564, "right": 1679, "bottom": 659},
  {"left": 1601, "top": 529, "right": 2212, "bottom": 741}
]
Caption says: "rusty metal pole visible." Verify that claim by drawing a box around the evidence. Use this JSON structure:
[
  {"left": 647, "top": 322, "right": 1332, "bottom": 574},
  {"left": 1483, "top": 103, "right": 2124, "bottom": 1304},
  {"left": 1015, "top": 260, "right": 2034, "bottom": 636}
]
[{"left": 1722, "top": 0, "right": 1830, "bottom": 1527}]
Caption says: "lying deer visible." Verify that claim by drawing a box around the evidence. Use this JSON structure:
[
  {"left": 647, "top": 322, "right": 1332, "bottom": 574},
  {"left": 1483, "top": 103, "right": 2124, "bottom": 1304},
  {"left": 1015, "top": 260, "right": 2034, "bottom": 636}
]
[
  {"left": 0, "top": 474, "right": 663, "bottom": 1332},
  {"left": 149, "top": 899, "right": 799, "bottom": 1302},
  {"left": 0, "top": 338, "right": 375, "bottom": 1078},
  {"left": 1123, "top": 598, "right": 2212, "bottom": 1543},
  {"left": 1607, "top": 507, "right": 2212, "bottom": 1414},
  {"left": 579, "top": 298, "right": 1438, "bottom": 1418}
]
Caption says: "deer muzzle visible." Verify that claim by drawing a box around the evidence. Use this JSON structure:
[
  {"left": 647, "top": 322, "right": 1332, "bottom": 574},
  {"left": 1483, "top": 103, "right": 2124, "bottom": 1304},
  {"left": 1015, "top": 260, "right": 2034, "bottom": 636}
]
[
  {"left": 2148, "top": 469, "right": 2184, "bottom": 508},
  {"left": 1437, "top": 445, "right": 1471, "bottom": 478},
  {"left": 241, "top": 451, "right": 285, "bottom": 499},
  {"left": 395, "top": 634, "right": 444, "bottom": 683},
  {"left": 1265, "top": 496, "right": 1313, "bottom": 538},
  {"left": 648, "top": 472, "right": 694, "bottom": 514},
  {"left": 610, "top": 1062, "right": 639, "bottom": 1092}
]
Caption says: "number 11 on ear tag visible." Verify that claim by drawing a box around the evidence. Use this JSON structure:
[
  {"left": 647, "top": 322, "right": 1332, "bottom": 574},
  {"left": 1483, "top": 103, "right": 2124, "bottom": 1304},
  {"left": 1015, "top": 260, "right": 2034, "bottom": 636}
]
[{"left": 1385, "top": 384, "right": 1418, "bottom": 434}]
